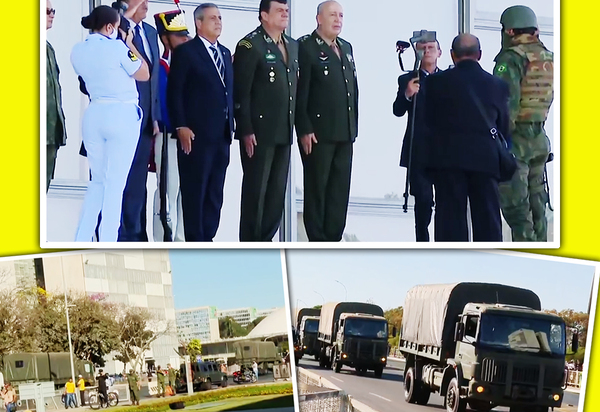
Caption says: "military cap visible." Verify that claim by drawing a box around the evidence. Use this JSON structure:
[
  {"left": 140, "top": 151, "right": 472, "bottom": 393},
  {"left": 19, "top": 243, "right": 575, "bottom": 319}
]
[{"left": 154, "top": 10, "right": 189, "bottom": 36}]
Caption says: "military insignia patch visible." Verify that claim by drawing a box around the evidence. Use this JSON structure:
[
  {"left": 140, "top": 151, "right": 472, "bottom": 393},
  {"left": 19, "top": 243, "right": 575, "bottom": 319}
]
[
  {"left": 238, "top": 40, "right": 252, "bottom": 49},
  {"left": 128, "top": 50, "right": 138, "bottom": 62},
  {"left": 316, "top": 37, "right": 324, "bottom": 46},
  {"left": 346, "top": 54, "right": 353, "bottom": 63},
  {"left": 264, "top": 34, "right": 273, "bottom": 43},
  {"left": 266, "top": 53, "right": 276, "bottom": 60},
  {"left": 496, "top": 63, "right": 507, "bottom": 73}
]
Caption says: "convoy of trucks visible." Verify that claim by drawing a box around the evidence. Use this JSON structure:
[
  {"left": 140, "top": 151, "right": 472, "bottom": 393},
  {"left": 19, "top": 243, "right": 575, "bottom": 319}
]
[
  {"left": 294, "top": 307, "right": 321, "bottom": 361},
  {"left": 399, "top": 282, "right": 576, "bottom": 412},
  {"left": 1, "top": 352, "right": 96, "bottom": 389},
  {"left": 317, "top": 302, "right": 390, "bottom": 378}
]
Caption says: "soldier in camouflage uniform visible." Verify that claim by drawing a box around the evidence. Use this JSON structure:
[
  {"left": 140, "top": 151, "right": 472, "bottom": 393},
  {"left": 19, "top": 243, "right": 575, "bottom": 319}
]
[
  {"left": 493, "top": 5, "right": 553, "bottom": 241},
  {"left": 127, "top": 369, "right": 140, "bottom": 405}
]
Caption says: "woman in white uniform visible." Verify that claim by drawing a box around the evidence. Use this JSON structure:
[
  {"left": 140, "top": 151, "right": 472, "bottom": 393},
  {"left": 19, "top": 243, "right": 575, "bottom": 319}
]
[{"left": 71, "top": 4, "right": 149, "bottom": 242}]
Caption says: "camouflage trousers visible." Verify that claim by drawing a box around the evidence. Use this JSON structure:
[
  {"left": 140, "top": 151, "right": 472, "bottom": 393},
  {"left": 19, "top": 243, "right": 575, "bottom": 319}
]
[{"left": 499, "top": 127, "right": 550, "bottom": 241}]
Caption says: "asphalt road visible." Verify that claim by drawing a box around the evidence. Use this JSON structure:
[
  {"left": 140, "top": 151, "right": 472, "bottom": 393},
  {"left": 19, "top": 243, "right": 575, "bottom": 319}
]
[{"left": 298, "top": 357, "right": 580, "bottom": 412}]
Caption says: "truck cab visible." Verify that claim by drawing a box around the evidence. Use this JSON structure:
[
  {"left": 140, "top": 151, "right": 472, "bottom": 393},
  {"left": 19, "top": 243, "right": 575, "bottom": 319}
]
[
  {"left": 328, "top": 313, "right": 390, "bottom": 378},
  {"left": 300, "top": 316, "right": 320, "bottom": 360},
  {"left": 447, "top": 303, "right": 570, "bottom": 412}
]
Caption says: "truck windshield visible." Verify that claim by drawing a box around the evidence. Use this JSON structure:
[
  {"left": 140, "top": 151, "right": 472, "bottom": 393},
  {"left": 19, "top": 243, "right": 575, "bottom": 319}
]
[
  {"left": 479, "top": 314, "right": 565, "bottom": 357},
  {"left": 344, "top": 318, "right": 388, "bottom": 339},
  {"left": 304, "top": 319, "right": 319, "bottom": 333}
]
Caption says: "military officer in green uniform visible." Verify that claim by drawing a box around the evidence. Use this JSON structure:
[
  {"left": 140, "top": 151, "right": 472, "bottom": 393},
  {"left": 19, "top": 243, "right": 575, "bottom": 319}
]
[
  {"left": 46, "top": 0, "right": 67, "bottom": 192},
  {"left": 296, "top": 1, "right": 358, "bottom": 242},
  {"left": 167, "top": 363, "right": 177, "bottom": 389},
  {"left": 493, "top": 5, "right": 553, "bottom": 241},
  {"left": 127, "top": 369, "right": 140, "bottom": 405},
  {"left": 233, "top": 0, "right": 299, "bottom": 241},
  {"left": 156, "top": 365, "right": 166, "bottom": 397}
]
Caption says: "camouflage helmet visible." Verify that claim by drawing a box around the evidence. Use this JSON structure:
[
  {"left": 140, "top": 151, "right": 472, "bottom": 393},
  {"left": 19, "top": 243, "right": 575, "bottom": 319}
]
[{"left": 500, "top": 5, "right": 538, "bottom": 30}]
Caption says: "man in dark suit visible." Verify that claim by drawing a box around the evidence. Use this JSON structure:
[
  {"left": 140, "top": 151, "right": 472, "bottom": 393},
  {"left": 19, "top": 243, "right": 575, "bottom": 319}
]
[
  {"left": 393, "top": 38, "right": 441, "bottom": 242},
  {"left": 424, "top": 33, "right": 510, "bottom": 241},
  {"left": 118, "top": 0, "right": 161, "bottom": 241},
  {"left": 296, "top": 1, "right": 358, "bottom": 242},
  {"left": 233, "top": 0, "right": 298, "bottom": 241},
  {"left": 167, "top": 3, "right": 234, "bottom": 242}
]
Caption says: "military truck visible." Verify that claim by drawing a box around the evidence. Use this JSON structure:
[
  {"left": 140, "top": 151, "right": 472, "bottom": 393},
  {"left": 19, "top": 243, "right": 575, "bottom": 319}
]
[
  {"left": 295, "top": 308, "right": 320, "bottom": 361},
  {"left": 300, "top": 316, "right": 320, "bottom": 360},
  {"left": 231, "top": 340, "right": 282, "bottom": 372},
  {"left": 2, "top": 352, "right": 96, "bottom": 389},
  {"left": 399, "top": 283, "right": 577, "bottom": 412},
  {"left": 318, "top": 302, "right": 390, "bottom": 378}
]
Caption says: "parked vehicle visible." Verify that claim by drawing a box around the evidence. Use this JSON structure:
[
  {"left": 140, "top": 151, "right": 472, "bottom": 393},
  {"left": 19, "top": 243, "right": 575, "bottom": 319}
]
[{"left": 177, "top": 361, "right": 227, "bottom": 392}]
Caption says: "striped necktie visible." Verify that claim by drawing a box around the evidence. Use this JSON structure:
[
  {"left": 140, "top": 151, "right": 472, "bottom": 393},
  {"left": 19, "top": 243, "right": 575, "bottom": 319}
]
[{"left": 210, "top": 45, "right": 225, "bottom": 82}]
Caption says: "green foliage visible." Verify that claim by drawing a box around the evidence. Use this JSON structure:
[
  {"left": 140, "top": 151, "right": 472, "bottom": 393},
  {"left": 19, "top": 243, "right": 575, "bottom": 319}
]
[
  {"left": 544, "top": 309, "right": 589, "bottom": 348},
  {"left": 219, "top": 317, "right": 248, "bottom": 339},
  {"left": 108, "top": 384, "right": 293, "bottom": 412},
  {"left": 566, "top": 347, "right": 585, "bottom": 363},
  {"left": 187, "top": 339, "right": 202, "bottom": 361},
  {"left": 312, "top": 305, "right": 322, "bottom": 310},
  {"left": 384, "top": 306, "right": 403, "bottom": 346}
]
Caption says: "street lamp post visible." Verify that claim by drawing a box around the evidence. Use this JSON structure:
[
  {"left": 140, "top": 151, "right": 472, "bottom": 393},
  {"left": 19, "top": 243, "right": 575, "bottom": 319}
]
[
  {"left": 335, "top": 280, "right": 347, "bottom": 301},
  {"left": 61, "top": 263, "right": 77, "bottom": 395},
  {"left": 313, "top": 290, "right": 325, "bottom": 305}
]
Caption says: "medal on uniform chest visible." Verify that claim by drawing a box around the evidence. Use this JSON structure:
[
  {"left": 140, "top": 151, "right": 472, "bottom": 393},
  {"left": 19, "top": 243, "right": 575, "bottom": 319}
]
[
  {"left": 324, "top": 66, "right": 329, "bottom": 76},
  {"left": 266, "top": 51, "right": 276, "bottom": 82}
]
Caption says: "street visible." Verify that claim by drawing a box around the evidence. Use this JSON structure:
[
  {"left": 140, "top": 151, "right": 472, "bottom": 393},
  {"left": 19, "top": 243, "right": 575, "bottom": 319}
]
[{"left": 298, "top": 357, "right": 580, "bottom": 412}]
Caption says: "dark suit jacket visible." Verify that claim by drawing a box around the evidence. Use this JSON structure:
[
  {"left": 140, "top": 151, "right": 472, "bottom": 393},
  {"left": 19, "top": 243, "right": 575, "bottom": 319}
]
[
  {"left": 233, "top": 25, "right": 299, "bottom": 145},
  {"left": 393, "top": 69, "right": 438, "bottom": 168},
  {"left": 134, "top": 21, "right": 161, "bottom": 131},
  {"left": 296, "top": 31, "right": 358, "bottom": 143},
  {"left": 167, "top": 36, "right": 234, "bottom": 144},
  {"left": 424, "top": 60, "right": 510, "bottom": 180}
]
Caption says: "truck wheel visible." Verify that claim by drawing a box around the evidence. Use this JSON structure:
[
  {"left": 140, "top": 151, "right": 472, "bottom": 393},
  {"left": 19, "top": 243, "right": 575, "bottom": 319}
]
[
  {"left": 374, "top": 366, "right": 383, "bottom": 379},
  {"left": 445, "top": 378, "right": 466, "bottom": 412},
  {"left": 334, "top": 359, "right": 342, "bottom": 373},
  {"left": 314, "top": 353, "right": 320, "bottom": 361},
  {"left": 404, "top": 367, "right": 420, "bottom": 404},
  {"left": 468, "top": 400, "right": 492, "bottom": 412}
]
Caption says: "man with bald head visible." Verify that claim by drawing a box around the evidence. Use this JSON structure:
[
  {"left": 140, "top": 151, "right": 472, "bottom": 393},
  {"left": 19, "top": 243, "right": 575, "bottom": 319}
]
[
  {"left": 423, "top": 33, "right": 510, "bottom": 242},
  {"left": 296, "top": 0, "right": 358, "bottom": 242}
]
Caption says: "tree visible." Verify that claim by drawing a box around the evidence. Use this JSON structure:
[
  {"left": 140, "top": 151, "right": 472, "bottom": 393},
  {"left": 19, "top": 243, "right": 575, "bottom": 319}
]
[
  {"left": 544, "top": 309, "right": 589, "bottom": 348},
  {"left": 114, "top": 305, "right": 174, "bottom": 374},
  {"left": 246, "top": 316, "right": 266, "bottom": 333},
  {"left": 312, "top": 305, "right": 322, "bottom": 310},
  {"left": 0, "top": 288, "right": 38, "bottom": 356},
  {"left": 186, "top": 339, "right": 202, "bottom": 361},
  {"left": 68, "top": 294, "right": 120, "bottom": 366},
  {"left": 219, "top": 317, "right": 248, "bottom": 339},
  {"left": 384, "top": 307, "right": 403, "bottom": 348}
]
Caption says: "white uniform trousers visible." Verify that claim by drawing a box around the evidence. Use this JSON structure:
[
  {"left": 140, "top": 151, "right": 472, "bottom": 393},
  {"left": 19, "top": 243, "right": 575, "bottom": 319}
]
[
  {"left": 152, "top": 132, "right": 185, "bottom": 241},
  {"left": 75, "top": 101, "right": 141, "bottom": 242}
]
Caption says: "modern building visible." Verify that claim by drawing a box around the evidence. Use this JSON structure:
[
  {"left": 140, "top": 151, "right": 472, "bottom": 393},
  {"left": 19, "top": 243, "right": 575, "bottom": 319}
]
[
  {"left": 1, "top": 251, "right": 180, "bottom": 374},
  {"left": 176, "top": 306, "right": 221, "bottom": 343},
  {"left": 175, "top": 306, "right": 283, "bottom": 344}
]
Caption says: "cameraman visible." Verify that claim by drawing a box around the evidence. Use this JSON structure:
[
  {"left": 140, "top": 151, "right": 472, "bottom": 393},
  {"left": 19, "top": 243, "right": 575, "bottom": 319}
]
[
  {"left": 71, "top": 4, "right": 149, "bottom": 242},
  {"left": 392, "top": 35, "right": 441, "bottom": 242}
]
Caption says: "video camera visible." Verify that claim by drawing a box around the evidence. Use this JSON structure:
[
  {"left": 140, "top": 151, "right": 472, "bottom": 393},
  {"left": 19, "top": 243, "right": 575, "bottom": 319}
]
[{"left": 396, "top": 29, "right": 437, "bottom": 72}]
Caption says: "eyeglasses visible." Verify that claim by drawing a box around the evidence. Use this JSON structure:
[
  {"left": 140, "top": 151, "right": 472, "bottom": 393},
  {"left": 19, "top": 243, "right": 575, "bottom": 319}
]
[{"left": 47, "top": 8, "right": 56, "bottom": 15}]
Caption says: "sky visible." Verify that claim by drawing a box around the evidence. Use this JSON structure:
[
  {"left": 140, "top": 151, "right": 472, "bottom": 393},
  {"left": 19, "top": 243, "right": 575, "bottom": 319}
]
[
  {"left": 285, "top": 250, "right": 597, "bottom": 314},
  {"left": 169, "top": 250, "right": 286, "bottom": 311}
]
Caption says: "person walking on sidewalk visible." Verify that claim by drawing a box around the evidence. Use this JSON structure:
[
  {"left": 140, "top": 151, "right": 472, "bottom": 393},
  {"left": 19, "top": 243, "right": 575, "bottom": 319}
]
[{"left": 64, "top": 378, "right": 77, "bottom": 408}]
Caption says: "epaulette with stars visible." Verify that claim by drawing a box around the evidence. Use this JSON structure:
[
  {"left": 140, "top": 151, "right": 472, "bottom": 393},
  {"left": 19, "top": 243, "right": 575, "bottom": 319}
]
[{"left": 298, "top": 34, "right": 310, "bottom": 43}]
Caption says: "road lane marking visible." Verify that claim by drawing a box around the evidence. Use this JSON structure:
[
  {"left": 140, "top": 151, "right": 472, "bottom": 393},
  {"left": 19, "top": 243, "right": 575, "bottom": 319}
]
[
  {"left": 369, "top": 393, "right": 391, "bottom": 402},
  {"left": 330, "top": 377, "right": 344, "bottom": 382}
]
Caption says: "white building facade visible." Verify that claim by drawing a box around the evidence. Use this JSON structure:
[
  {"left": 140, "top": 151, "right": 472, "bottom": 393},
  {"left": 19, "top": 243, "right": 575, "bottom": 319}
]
[{"left": 176, "top": 306, "right": 220, "bottom": 343}]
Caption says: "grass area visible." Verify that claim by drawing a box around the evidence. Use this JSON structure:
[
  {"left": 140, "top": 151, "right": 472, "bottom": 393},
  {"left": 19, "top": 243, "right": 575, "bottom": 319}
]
[
  {"left": 111, "top": 383, "right": 293, "bottom": 412},
  {"left": 186, "top": 394, "right": 294, "bottom": 412}
]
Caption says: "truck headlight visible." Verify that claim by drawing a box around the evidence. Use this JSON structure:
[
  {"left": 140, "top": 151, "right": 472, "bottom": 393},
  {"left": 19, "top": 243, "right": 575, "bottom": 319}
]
[
  {"left": 381, "top": 357, "right": 386, "bottom": 362},
  {"left": 476, "top": 386, "right": 485, "bottom": 394},
  {"left": 303, "top": 346, "right": 307, "bottom": 349},
  {"left": 551, "top": 394, "right": 560, "bottom": 402},
  {"left": 342, "top": 353, "right": 348, "bottom": 359}
]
